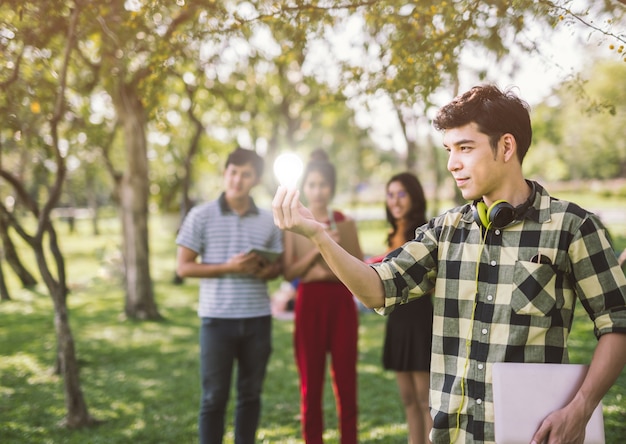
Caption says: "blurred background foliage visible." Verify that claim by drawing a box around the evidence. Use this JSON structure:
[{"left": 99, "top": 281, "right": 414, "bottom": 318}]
[{"left": 2, "top": 0, "right": 625, "bottom": 214}]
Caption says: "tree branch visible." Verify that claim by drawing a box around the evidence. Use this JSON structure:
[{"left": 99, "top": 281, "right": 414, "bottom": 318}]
[
  {"left": 39, "top": 5, "right": 81, "bottom": 239},
  {"left": 0, "top": 50, "right": 24, "bottom": 90},
  {"left": 541, "top": 0, "right": 626, "bottom": 45},
  {"left": 99, "top": 123, "right": 123, "bottom": 187},
  {"left": 0, "top": 169, "right": 40, "bottom": 217},
  {"left": 0, "top": 202, "right": 35, "bottom": 245}
]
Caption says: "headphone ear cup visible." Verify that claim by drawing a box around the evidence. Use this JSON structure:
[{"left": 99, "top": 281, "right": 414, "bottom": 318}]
[
  {"left": 473, "top": 201, "right": 490, "bottom": 228},
  {"left": 488, "top": 200, "right": 516, "bottom": 228}
]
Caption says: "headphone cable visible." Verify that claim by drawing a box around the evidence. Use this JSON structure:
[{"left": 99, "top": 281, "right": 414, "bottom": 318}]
[{"left": 451, "top": 223, "right": 490, "bottom": 442}]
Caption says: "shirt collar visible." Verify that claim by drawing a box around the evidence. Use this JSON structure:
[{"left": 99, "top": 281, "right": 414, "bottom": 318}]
[
  {"left": 528, "top": 181, "right": 552, "bottom": 224},
  {"left": 460, "top": 180, "right": 552, "bottom": 226},
  {"left": 218, "top": 192, "right": 259, "bottom": 216}
]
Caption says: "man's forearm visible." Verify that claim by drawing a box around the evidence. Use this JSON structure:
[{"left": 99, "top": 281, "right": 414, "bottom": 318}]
[
  {"left": 177, "top": 261, "right": 233, "bottom": 278},
  {"left": 573, "top": 332, "right": 626, "bottom": 417},
  {"left": 310, "top": 229, "right": 385, "bottom": 308}
]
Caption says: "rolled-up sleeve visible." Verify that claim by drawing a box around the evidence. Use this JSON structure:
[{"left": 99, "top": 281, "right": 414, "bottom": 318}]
[
  {"left": 570, "top": 214, "right": 626, "bottom": 337},
  {"left": 371, "top": 223, "right": 439, "bottom": 315}
]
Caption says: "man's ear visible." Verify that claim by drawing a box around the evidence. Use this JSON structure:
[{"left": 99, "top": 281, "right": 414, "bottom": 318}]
[{"left": 501, "top": 133, "right": 517, "bottom": 162}]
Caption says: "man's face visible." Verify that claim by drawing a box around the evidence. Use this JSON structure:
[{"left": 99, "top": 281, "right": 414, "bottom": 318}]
[
  {"left": 443, "top": 122, "right": 502, "bottom": 202},
  {"left": 223, "top": 162, "right": 259, "bottom": 201}
]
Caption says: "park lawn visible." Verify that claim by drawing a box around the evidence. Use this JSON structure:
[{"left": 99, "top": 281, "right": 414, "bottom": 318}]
[
  {"left": 1, "top": 212, "right": 625, "bottom": 443},
  {"left": 0, "top": 277, "right": 407, "bottom": 443}
]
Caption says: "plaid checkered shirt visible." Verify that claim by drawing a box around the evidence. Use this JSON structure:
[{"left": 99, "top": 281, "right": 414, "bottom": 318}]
[{"left": 371, "top": 181, "right": 626, "bottom": 443}]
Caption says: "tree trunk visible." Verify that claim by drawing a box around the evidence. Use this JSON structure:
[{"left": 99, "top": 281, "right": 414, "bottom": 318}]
[
  {"left": 392, "top": 102, "right": 418, "bottom": 172},
  {"left": 0, "top": 213, "right": 37, "bottom": 288},
  {"left": 428, "top": 132, "right": 444, "bottom": 216},
  {"left": 405, "top": 139, "right": 418, "bottom": 172},
  {"left": 0, "top": 257, "right": 10, "bottom": 301},
  {"left": 114, "top": 83, "right": 160, "bottom": 320},
  {"left": 51, "top": 288, "right": 96, "bottom": 427},
  {"left": 33, "top": 220, "right": 95, "bottom": 427},
  {"left": 0, "top": 3, "right": 95, "bottom": 427},
  {"left": 180, "top": 97, "right": 203, "bottom": 220},
  {"left": 85, "top": 166, "right": 100, "bottom": 236}
]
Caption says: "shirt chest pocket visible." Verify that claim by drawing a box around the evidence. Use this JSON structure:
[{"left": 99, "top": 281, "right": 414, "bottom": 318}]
[{"left": 511, "top": 261, "right": 565, "bottom": 316}]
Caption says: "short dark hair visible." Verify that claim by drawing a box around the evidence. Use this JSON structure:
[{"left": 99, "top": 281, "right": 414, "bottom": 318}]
[
  {"left": 225, "top": 147, "right": 264, "bottom": 178},
  {"left": 433, "top": 84, "right": 532, "bottom": 163}
]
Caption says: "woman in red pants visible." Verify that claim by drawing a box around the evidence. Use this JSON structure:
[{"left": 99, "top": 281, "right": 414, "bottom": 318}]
[{"left": 282, "top": 149, "right": 363, "bottom": 444}]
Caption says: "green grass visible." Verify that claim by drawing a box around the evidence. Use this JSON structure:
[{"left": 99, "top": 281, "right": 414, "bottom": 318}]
[
  {"left": 0, "top": 273, "right": 405, "bottom": 443},
  {"left": 1, "top": 207, "right": 625, "bottom": 443}
]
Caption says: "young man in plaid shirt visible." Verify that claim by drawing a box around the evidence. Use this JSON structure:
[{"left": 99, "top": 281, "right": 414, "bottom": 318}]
[{"left": 272, "top": 85, "right": 626, "bottom": 444}]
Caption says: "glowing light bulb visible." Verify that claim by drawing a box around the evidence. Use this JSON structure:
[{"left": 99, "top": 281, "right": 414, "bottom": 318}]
[{"left": 273, "top": 152, "right": 303, "bottom": 189}]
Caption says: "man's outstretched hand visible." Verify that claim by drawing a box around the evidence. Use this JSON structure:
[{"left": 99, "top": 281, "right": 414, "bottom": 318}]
[{"left": 272, "top": 186, "right": 323, "bottom": 238}]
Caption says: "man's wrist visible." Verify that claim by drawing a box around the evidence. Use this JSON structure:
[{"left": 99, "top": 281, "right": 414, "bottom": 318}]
[
  {"left": 310, "top": 227, "right": 330, "bottom": 248},
  {"left": 570, "top": 390, "right": 597, "bottom": 422}
]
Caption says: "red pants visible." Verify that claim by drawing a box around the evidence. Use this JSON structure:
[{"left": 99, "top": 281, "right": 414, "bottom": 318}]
[{"left": 294, "top": 281, "right": 358, "bottom": 444}]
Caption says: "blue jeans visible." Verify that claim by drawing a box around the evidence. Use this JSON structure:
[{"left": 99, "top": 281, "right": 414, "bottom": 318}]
[{"left": 198, "top": 316, "right": 272, "bottom": 444}]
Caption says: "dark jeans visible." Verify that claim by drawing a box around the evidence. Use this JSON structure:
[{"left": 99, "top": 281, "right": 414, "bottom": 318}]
[{"left": 198, "top": 315, "right": 272, "bottom": 444}]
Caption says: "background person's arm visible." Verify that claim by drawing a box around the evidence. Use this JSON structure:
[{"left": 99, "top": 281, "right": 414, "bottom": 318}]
[
  {"left": 309, "top": 227, "right": 384, "bottom": 308},
  {"left": 618, "top": 248, "right": 626, "bottom": 267},
  {"left": 176, "top": 246, "right": 262, "bottom": 278},
  {"left": 282, "top": 230, "right": 323, "bottom": 282}
]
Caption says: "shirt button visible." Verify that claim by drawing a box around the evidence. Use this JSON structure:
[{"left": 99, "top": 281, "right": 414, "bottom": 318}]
[
  {"left": 490, "top": 260, "right": 497, "bottom": 266},
  {"left": 481, "top": 328, "right": 488, "bottom": 335},
  {"left": 476, "top": 398, "right": 483, "bottom": 405},
  {"left": 478, "top": 363, "right": 484, "bottom": 370},
  {"left": 494, "top": 229, "right": 501, "bottom": 235},
  {"left": 487, "top": 294, "right": 493, "bottom": 301}
]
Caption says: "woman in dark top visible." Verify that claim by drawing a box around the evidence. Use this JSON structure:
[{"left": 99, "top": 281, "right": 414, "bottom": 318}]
[{"left": 369, "top": 172, "right": 433, "bottom": 444}]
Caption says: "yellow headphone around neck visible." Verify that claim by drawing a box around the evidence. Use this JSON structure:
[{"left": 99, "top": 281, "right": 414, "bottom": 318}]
[
  {"left": 472, "top": 181, "right": 537, "bottom": 230},
  {"left": 473, "top": 200, "right": 516, "bottom": 230}
]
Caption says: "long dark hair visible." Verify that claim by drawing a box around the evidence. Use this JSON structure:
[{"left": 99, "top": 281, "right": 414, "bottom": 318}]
[{"left": 385, "top": 172, "right": 427, "bottom": 247}]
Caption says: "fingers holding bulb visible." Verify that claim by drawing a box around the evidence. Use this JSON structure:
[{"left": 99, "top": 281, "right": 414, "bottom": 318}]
[
  {"left": 272, "top": 186, "right": 288, "bottom": 229},
  {"left": 282, "top": 187, "right": 300, "bottom": 229},
  {"left": 272, "top": 186, "right": 302, "bottom": 230}
]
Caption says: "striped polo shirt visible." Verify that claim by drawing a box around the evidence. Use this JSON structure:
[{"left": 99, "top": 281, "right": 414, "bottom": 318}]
[
  {"left": 371, "top": 181, "right": 626, "bottom": 443},
  {"left": 176, "top": 192, "right": 283, "bottom": 319}
]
